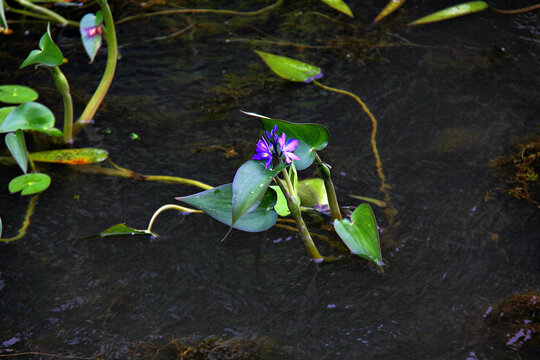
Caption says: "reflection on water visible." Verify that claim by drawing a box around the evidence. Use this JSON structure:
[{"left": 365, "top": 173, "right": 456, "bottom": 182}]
[{"left": 1, "top": 1, "right": 539, "bottom": 359}]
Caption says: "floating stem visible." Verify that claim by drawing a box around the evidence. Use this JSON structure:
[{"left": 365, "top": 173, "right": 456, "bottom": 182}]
[
  {"left": 12, "top": 0, "right": 75, "bottom": 26},
  {"left": 490, "top": 4, "right": 540, "bottom": 14},
  {"left": 147, "top": 204, "right": 203, "bottom": 233},
  {"left": 0, "top": 195, "right": 38, "bottom": 243}
]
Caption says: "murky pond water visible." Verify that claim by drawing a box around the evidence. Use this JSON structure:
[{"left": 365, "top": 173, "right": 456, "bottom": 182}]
[{"left": 1, "top": 1, "right": 539, "bottom": 359}]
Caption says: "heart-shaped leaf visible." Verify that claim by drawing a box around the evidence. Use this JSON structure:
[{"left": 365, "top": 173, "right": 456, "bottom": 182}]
[
  {"left": 333, "top": 203, "right": 383, "bottom": 266},
  {"left": 297, "top": 178, "right": 328, "bottom": 207},
  {"left": 409, "top": 1, "right": 489, "bottom": 26},
  {"left": 5, "top": 130, "right": 28, "bottom": 174},
  {"left": 80, "top": 12, "right": 103, "bottom": 63},
  {"left": 253, "top": 115, "right": 329, "bottom": 170},
  {"left": 100, "top": 223, "right": 156, "bottom": 237},
  {"left": 373, "top": 0, "right": 407, "bottom": 23},
  {"left": 178, "top": 183, "right": 279, "bottom": 232},
  {"left": 29, "top": 148, "right": 109, "bottom": 165},
  {"left": 0, "top": 85, "right": 39, "bottom": 104},
  {"left": 232, "top": 160, "right": 284, "bottom": 226},
  {"left": 0, "top": 102, "right": 62, "bottom": 137},
  {"left": 255, "top": 50, "right": 323, "bottom": 83},
  {"left": 9, "top": 173, "right": 51, "bottom": 195},
  {"left": 20, "top": 23, "right": 63, "bottom": 69},
  {"left": 320, "top": 0, "right": 354, "bottom": 17}
]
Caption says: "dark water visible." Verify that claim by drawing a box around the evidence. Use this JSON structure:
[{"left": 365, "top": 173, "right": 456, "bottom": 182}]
[{"left": 1, "top": 1, "right": 539, "bottom": 359}]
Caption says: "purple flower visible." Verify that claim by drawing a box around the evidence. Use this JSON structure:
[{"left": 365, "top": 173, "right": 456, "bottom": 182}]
[
  {"left": 252, "top": 139, "right": 273, "bottom": 169},
  {"left": 277, "top": 132, "right": 300, "bottom": 164}
]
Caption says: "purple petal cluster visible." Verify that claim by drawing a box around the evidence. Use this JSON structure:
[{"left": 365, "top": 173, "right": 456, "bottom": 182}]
[{"left": 252, "top": 125, "right": 300, "bottom": 169}]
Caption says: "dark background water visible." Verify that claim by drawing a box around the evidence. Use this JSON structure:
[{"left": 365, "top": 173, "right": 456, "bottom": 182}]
[{"left": 1, "top": 1, "right": 539, "bottom": 359}]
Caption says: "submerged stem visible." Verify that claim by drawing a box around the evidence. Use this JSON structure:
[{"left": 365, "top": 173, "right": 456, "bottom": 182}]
[{"left": 0, "top": 195, "right": 38, "bottom": 243}]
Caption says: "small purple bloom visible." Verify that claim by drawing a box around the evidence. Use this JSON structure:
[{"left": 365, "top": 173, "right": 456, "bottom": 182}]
[
  {"left": 252, "top": 139, "right": 273, "bottom": 169},
  {"left": 252, "top": 126, "right": 300, "bottom": 169},
  {"left": 277, "top": 132, "right": 300, "bottom": 164}
]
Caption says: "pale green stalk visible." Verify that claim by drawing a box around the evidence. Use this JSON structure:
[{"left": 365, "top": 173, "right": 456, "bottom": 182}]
[
  {"left": 13, "top": 0, "right": 76, "bottom": 26},
  {"left": 50, "top": 66, "right": 73, "bottom": 143},
  {"left": 314, "top": 152, "right": 342, "bottom": 221}
]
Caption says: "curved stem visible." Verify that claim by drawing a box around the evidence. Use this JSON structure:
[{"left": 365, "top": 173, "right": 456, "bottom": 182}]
[
  {"left": 147, "top": 204, "right": 202, "bottom": 233},
  {"left": 0, "top": 195, "right": 38, "bottom": 243},
  {"left": 490, "top": 4, "right": 540, "bottom": 14},
  {"left": 73, "top": 0, "right": 117, "bottom": 135},
  {"left": 50, "top": 66, "right": 73, "bottom": 143},
  {"left": 12, "top": 0, "right": 74, "bottom": 26},
  {"left": 117, "top": 0, "right": 283, "bottom": 24}
]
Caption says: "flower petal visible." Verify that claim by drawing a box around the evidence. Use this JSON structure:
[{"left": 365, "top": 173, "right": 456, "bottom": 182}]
[{"left": 282, "top": 138, "right": 298, "bottom": 153}]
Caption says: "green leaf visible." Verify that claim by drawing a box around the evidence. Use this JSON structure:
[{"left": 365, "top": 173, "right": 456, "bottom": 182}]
[
  {"left": 271, "top": 164, "right": 299, "bottom": 216},
  {"left": 5, "top": 130, "right": 28, "bottom": 174},
  {"left": 0, "top": 107, "right": 15, "bottom": 125},
  {"left": 252, "top": 114, "right": 329, "bottom": 170},
  {"left": 20, "top": 23, "right": 63, "bottom": 69},
  {"left": 255, "top": 50, "right": 323, "bottom": 83},
  {"left": 30, "top": 148, "right": 108, "bottom": 165},
  {"left": 320, "top": 0, "right": 354, "bottom": 17},
  {"left": 0, "top": 0, "right": 7, "bottom": 32},
  {"left": 0, "top": 85, "right": 39, "bottom": 104},
  {"left": 100, "top": 223, "right": 156, "bottom": 237},
  {"left": 297, "top": 178, "right": 328, "bottom": 207},
  {"left": 178, "top": 183, "right": 279, "bottom": 232},
  {"left": 80, "top": 12, "right": 103, "bottom": 63},
  {"left": 373, "top": 0, "right": 407, "bottom": 23},
  {"left": 232, "top": 160, "right": 284, "bottom": 225},
  {"left": 0, "top": 102, "right": 62, "bottom": 137},
  {"left": 333, "top": 203, "right": 383, "bottom": 266},
  {"left": 409, "top": 1, "right": 489, "bottom": 26},
  {"left": 9, "top": 173, "right": 51, "bottom": 195}
]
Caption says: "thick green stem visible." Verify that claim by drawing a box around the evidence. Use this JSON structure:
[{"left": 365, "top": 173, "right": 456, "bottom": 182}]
[
  {"left": 281, "top": 168, "right": 295, "bottom": 197},
  {"left": 13, "top": 0, "right": 75, "bottom": 26},
  {"left": 73, "top": 0, "right": 117, "bottom": 135},
  {"left": 50, "top": 66, "right": 73, "bottom": 143},
  {"left": 314, "top": 152, "right": 342, "bottom": 221},
  {"left": 276, "top": 177, "right": 323, "bottom": 262}
]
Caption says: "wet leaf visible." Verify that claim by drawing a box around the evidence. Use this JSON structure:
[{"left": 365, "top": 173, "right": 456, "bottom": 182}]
[
  {"left": 232, "top": 160, "right": 284, "bottom": 225},
  {"left": 333, "top": 203, "right": 383, "bottom": 266},
  {"left": 255, "top": 50, "right": 323, "bottom": 83},
  {"left": 5, "top": 130, "right": 28, "bottom": 174},
  {"left": 100, "top": 223, "right": 156, "bottom": 237},
  {"left": 409, "top": 1, "right": 489, "bottom": 26},
  {"left": 20, "top": 23, "right": 63, "bottom": 69},
  {"left": 373, "top": 0, "right": 407, "bottom": 23},
  {"left": 0, "top": 107, "right": 15, "bottom": 123},
  {"left": 320, "top": 0, "right": 354, "bottom": 17},
  {"left": 0, "top": 102, "right": 62, "bottom": 137},
  {"left": 80, "top": 12, "right": 103, "bottom": 63},
  {"left": 179, "top": 183, "right": 279, "bottom": 232},
  {"left": 29, "top": 148, "right": 108, "bottom": 165},
  {"left": 0, "top": 85, "right": 39, "bottom": 104},
  {"left": 9, "top": 173, "right": 51, "bottom": 195},
  {"left": 297, "top": 178, "right": 328, "bottom": 207}
]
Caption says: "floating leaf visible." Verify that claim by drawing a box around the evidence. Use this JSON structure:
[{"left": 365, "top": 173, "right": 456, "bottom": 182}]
[
  {"left": 297, "top": 178, "right": 328, "bottom": 207},
  {"left": 5, "top": 130, "right": 28, "bottom": 174},
  {"left": 80, "top": 12, "right": 103, "bottom": 63},
  {"left": 9, "top": 173, "right": 51, "bottom": 195},
  {"left": 232, "top": 160, "right": 284, "bottom": 226},
  {"left": 100, "top": 223, "right": 156, "bottom": 237},
  {"left": 0, "top": 0, "right": 7, "bottom": 32},
  {"left": 255, "top": 50, "right": 323, "bottom": 83},
  {"left": 179, "top": 183, "right": 279, "bottom": 232},
  {"left": 0, "top": 85, "right": 39, "bottom": 104},
  {"left": 0, "top": 107, "right": 15, "bottom": 125},
  {"left": 20, "top": 23, "right": 63, "bottom": 69},
  {"left": 320, "top": 0, "right": 354, "bottom": 17},
  {"left": 30, "top": 148, "right": 108, "bottom": 165},
  {"left": 373, "top": 0, "right": 407, "bottom": 23},
  {"left": 333, "top": 203, "right": 383, "bottom": 266},
  {"left": 409, "top": 1, "right": 489, "bottom": 26},
  {"left": 0, "top": 102, "right": 62, "bottom": 137}
]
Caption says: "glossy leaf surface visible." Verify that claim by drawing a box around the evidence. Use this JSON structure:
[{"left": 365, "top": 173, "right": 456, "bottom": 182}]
[
  {"left": 5, "top": 130, "right": 28, "bottom": 174},
  {"left": 20, "top": 24, "right": 63, "bottom": 69},
  {"left": 297, "top": 178, "right": 328, "bottom": 207},
  {"left": 334, "top": 203, "right": 383, "bottom": 266},
  {"left": 0, "top": 102, "right": 62, "bottom": 137},
  {"left": 179, "top": 183, "right": 279, "bottom": 232},
  {"left": 259, "top": 117, "right": 329, "bottom": 170},
  {"left": 9, "top": 173, "right": 51, "bottom": 195},
  {"left": 255, "top": 50, "right": 323, "bottom": 83},
  {"left": 320, "top": 0, "right": 354, "bottom": 17},
  {"left": 409, "top": 1, "right": 488, "bottom": 25},
  {"left": 232, "top": 160, "right": 284, "bottom": 226},
  {"left": 30, "top": 148, "right": 108, "bottom": 165},
  {"left": 0, "top": 85, "right": 39, "bottom": 104},
  {"left": 373, "top": 0, "right": 407, "bottom": 23},
  {"left": 0, "top": 107, "right": 15, "bottom": 123},
  {"left": 100, "top": 223, "right": 156, "bottom": 237},
  {"left": 80, "top": 12, "right": 103, "bottom": 63}
]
